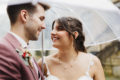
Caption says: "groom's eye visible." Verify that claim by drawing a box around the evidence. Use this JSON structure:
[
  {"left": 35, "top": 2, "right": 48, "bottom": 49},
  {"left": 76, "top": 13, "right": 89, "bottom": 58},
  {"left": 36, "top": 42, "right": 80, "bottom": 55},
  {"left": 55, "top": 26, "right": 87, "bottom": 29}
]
[{"left": 39, "top": 16, "right": 45, "bottom": 21}]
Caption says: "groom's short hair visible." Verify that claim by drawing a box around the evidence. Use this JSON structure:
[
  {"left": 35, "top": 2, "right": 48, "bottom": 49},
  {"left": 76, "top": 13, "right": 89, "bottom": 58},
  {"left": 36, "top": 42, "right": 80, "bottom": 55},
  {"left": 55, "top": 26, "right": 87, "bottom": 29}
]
[{"left": 7, "top": 2, "right": 50, "bottom": 25}]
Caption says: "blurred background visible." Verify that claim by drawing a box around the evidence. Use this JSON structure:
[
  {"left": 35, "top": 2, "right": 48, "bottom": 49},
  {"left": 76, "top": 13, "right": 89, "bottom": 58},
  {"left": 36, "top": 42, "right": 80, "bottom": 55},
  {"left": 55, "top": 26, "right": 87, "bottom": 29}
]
[{"left": 0, "top": 0, "right": 120, "bottom": 80}]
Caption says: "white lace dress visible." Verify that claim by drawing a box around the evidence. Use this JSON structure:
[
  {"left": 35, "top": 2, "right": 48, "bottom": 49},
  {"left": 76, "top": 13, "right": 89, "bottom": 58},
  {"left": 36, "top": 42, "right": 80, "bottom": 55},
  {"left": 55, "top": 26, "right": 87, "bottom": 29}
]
[{"left": 44, "top": 55, "right": 94, "bottom": 80}]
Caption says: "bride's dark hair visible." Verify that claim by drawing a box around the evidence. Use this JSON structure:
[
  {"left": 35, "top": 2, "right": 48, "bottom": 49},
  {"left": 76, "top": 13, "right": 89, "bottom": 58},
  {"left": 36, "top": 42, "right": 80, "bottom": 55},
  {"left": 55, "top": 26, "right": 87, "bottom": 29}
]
[{"left": 52, "top": 17, "right": 86, "bottom": 52}]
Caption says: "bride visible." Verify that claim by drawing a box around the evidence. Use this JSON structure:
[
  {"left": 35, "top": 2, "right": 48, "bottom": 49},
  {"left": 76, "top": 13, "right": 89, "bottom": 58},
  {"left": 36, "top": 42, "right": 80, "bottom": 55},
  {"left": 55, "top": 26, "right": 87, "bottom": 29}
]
[{"left": 38, "top": 17, "right": 105, "bottom": 80}]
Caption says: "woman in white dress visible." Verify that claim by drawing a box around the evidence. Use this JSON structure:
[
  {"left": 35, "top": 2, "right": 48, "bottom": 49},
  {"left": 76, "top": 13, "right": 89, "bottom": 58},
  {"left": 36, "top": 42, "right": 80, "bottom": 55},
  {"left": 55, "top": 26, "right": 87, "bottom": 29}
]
[{"left": 38, "top": 17, "right": 105, "bottom": 80}]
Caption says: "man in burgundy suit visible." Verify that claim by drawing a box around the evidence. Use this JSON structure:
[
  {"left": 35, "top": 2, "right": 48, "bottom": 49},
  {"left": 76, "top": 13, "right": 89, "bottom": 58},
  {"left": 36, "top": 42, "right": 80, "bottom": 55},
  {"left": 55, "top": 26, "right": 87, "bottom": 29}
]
[{"left": 0, "top": 1, "right": 50, "bottom": 80}]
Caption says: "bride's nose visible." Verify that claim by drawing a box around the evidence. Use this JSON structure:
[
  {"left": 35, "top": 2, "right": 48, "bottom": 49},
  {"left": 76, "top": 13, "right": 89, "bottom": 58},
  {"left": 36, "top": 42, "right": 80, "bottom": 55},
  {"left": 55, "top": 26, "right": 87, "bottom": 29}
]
[{"left": 51, "top": 29, "right": 57, "bottom": 35}]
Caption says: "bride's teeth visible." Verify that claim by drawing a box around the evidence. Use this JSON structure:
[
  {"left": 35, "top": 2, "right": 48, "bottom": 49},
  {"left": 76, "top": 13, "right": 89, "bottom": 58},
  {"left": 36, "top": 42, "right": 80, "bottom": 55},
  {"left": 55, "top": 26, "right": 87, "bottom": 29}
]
[
  {"left": 53, "top": 38, "right": 56, "bottom": 40},
  {"left": 53, "top": 37, "right": 58, "bottom": 41}
]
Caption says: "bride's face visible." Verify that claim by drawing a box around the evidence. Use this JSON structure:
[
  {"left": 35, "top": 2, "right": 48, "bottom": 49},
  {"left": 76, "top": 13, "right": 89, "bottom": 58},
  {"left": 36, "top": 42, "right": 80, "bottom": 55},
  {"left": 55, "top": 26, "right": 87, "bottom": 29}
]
[{"left": 51, "top": 21, "right": 73, "bottom": 49}]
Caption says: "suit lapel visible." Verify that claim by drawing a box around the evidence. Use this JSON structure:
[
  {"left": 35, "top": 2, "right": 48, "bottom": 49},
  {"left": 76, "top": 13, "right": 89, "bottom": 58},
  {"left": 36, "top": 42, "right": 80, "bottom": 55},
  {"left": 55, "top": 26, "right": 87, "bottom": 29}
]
[
  {"left": 4, "top": 33, "right": 41, "bottom": 80},
  {"left": 27, "top": 66, "right": 38, "bottom": 80},
  {"left": 33, "top": 58, "right": 44, "bottom": 80},
  {"left": 4, "top": 33, "right": 21, "bottom": 50}
]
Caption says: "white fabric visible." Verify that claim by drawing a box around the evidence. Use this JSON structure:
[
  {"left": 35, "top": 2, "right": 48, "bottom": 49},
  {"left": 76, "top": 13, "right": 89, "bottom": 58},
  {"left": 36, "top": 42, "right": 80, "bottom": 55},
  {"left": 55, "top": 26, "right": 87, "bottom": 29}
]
[
  {"left": 9, "top": 32, "right": 28, "bottom": 48},
  {"left": 44, "top": 54, "right": 94, "bottom": 80}
]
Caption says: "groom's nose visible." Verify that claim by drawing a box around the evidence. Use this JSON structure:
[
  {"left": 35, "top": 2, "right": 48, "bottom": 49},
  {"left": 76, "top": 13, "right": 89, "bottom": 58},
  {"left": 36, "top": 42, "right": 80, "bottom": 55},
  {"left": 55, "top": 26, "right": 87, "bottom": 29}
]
[{"left": 41, "top": 22, "right": 46, "bottom": 29}]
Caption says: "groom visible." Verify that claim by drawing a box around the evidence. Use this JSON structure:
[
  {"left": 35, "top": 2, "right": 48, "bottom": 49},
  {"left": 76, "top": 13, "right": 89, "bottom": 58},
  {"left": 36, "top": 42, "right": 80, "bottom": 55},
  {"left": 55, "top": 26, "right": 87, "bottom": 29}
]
[{"left": 0, "top": 1, "right": 50, "bottom": 80}]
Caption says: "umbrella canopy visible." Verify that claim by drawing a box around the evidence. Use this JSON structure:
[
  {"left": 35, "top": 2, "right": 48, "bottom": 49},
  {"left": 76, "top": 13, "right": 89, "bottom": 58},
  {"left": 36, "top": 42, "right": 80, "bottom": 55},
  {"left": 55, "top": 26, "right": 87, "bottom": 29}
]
[
  {"left": 39, "top": 0, "right": 120, "bottom": 50},
  {"left": 0, "top": 0, "right": 120, "bottom": 50}
]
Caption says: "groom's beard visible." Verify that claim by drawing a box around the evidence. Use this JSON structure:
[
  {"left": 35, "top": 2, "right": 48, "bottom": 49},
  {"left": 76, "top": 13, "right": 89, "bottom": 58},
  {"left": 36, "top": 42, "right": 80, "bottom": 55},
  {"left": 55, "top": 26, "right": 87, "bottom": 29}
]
[
  {"left": 25, "top": 28, "right": 39, "bottom": 41},
  {"left": 28, "top": 32, "right": 39, "bottom": 41}
]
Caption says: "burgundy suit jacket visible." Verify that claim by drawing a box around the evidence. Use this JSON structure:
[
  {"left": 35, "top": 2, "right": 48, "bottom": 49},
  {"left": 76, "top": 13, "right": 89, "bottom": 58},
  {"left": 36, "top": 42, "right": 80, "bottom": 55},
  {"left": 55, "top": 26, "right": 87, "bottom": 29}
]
[{"left": 0, "top": 33, "right": 44, "bottom": 80}]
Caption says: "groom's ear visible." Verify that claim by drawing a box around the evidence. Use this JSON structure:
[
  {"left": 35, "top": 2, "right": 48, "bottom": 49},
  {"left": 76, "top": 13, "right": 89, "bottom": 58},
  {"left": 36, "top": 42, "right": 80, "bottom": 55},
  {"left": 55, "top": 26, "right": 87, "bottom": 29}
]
[{"left": 20, "top": 10, "right": 29, "bottom": 23}]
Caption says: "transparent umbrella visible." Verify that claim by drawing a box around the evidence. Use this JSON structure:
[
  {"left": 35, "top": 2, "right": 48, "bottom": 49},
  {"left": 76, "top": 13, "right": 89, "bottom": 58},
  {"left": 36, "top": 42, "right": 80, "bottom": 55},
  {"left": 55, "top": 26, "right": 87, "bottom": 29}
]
[
  {"left": 38, "top": 0, "right": 120, "bottom": 50},
  {"left": 0, "top": 0, "right": 120, "bottom": 50}
]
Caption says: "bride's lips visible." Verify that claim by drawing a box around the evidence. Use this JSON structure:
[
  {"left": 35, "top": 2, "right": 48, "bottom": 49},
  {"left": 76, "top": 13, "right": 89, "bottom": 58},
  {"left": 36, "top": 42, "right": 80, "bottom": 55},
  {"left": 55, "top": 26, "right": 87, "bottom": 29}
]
[{"left": 51, "top": 36, "right": 60, "bottom": 42}]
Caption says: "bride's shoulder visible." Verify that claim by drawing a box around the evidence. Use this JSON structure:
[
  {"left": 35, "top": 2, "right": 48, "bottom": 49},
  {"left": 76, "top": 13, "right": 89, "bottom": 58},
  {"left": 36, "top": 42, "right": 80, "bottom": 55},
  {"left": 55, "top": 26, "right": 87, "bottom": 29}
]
[
  {"left": 78, "top": 52, "right": 101, "bottom": 64},
  {"left": 85, "top": 53, "right": 101, "bottom": 63},
  {"left": 85, "top": 53, "right": 102, "bottom": 68}
]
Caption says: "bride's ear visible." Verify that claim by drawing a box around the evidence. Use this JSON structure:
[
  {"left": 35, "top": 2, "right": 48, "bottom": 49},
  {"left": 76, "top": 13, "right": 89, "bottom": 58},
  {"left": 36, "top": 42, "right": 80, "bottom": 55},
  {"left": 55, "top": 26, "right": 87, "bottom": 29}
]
[{"left": 73, "top": 31, "right": 79, "bottom": 39}]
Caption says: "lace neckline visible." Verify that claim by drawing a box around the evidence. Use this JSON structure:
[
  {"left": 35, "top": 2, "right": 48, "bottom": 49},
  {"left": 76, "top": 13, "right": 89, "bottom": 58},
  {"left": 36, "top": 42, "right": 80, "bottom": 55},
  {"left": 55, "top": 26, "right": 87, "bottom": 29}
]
[
  {"left": 45, "top": 74, "right": 93, "bottom": 80},
  {"left": 44, "top": 54, "right": 94, "bottom": 80}
]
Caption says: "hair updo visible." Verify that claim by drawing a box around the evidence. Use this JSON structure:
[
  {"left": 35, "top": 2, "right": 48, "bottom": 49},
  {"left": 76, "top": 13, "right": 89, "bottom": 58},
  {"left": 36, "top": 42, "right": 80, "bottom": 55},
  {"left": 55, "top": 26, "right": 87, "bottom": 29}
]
[{"left": 52, "top": 17, "right": 86, "bottom": 52}]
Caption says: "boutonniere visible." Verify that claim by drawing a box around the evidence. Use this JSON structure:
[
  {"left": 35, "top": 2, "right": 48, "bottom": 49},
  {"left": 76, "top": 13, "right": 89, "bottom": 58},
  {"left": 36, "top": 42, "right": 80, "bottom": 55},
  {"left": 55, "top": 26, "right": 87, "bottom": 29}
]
[{"left": 16, "top": 48, "right": 33, "bottom": 68}]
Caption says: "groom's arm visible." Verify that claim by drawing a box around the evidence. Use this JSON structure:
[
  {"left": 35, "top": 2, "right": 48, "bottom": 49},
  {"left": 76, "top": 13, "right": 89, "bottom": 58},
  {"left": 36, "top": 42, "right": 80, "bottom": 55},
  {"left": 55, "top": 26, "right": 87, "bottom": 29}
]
[{"left": 0, "top": 44, "right": 21, "bottom": 80}]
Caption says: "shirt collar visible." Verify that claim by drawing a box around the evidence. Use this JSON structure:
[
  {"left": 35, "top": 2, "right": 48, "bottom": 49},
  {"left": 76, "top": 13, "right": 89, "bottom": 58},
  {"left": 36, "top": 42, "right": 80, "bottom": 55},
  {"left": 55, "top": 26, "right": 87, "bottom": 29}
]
[{"left": 9, "top": 32, "right": 28, "bottom": 48}]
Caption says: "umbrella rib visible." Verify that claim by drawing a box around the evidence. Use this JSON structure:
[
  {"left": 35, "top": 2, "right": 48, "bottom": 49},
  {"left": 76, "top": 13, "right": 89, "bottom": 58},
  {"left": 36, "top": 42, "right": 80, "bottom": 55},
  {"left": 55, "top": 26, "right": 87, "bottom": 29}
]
[
  {"left": 61, "top": 4, "right": 96, "bottom": 46},
  {"left": 87, "top": 36, "right": 120, "bottom": 46},
  {"left": 95, "top": 10, "right": 118, "bottom": 38}
]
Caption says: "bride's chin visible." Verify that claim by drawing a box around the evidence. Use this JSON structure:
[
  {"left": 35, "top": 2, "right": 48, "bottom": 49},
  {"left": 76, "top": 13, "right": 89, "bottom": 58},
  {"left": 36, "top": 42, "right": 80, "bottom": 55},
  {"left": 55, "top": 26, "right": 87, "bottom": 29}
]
[
  {"left": 52, "top": 45, "right": 57, "bottom": 48},
  {"left": 52, "top": 44, "right": 60, "bottom": 49}
]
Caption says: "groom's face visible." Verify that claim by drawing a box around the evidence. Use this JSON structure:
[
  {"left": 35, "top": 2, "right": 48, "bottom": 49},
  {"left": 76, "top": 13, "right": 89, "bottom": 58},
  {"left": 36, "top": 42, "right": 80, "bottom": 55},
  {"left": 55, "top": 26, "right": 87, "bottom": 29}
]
[{"left": 25, "top": 4, "right": 46, "bottom": 40}]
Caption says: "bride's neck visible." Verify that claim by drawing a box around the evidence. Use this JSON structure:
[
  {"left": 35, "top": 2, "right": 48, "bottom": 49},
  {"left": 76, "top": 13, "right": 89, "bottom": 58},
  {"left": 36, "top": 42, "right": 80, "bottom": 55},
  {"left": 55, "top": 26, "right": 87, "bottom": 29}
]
[{"left": 57, "top": 47, "right": 78, "bottom": 63}]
